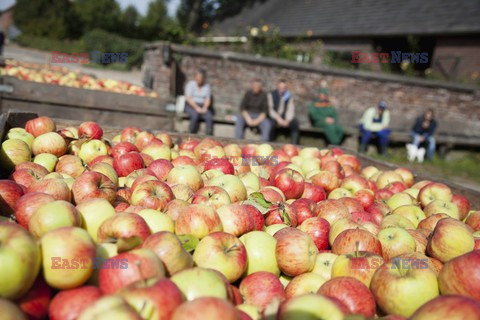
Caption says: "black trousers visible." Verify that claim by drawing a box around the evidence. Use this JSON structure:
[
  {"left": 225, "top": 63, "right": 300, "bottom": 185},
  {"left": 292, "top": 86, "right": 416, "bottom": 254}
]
[
  {"left": 0, "top": 32, "right": 4, "bottom": 56},
  {"left": 271, "top": 118, "right": 300, "bottom": 145}
]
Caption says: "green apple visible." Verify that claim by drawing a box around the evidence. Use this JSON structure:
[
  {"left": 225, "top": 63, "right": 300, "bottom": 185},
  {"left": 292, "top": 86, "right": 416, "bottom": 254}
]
[
  {"left": 392, "top": 205, "right": 426, "bottom": 228},
  {"left": 277, "top": 293, "right": 344, "bottom": 320},
  {"left": 371, "top": 259, "right": 439, "bottom": 317},
  {"left": 236, "top": 304, "right": 261, "bottom": 320},
  {"left": 387, "top": 192, "right": 416, "bottom": 210},
  {"left": 327, "top": 188, "right": 353, "bottom": 200},
  {"left": 78, "top": 295, "right": 142, "bottom": 320},
  {"left": 76, "top": 198, "right": 116, "bottom": 242},
  {"left": 41, "top": 227, "right": 96, "bottom": 289},
  {"left": 240, "top": 231, "right": 279, "bottom": 276},
  {"left": 426, "top": 217, "right": 474, "bottom": 263},
  {"left": 0, "top": 298, "right": 28, "bottom": 320},
  {"left": 90, "top": 162, "right": 119, "bottom": 185},
  {"left": 79, "top": 139, "right": 108, "bottom": 164},
  {"left": 279, "top": 274, "right": 292, "bottom": 288},
  {"left": 329, "top": 218, "right": 364, "bottom": 246},
  {"left": 0, "top": 222, "right": 41, "bottom": 299},
  {"left": 311, "top": 252, "right": 338, "bottom": 280},
  {"left": 300, "top": 158, "right": 321, "bottom": 176},
  {"left": 285, "top": 272, "right": 326, "bottom": 299},
  {"left": 88, "top": 242, "right": 118, "bottom": 285},
  {"left": 265, "top": 224, "right": 288, "bottom": 236},
  {"left": 170, "top": 267, "right": 228, "bottom": 301},
  {"left": 423, "top": 200, "right": 459, "bottom": 219},
  {"left": 193, "top": 232, "right": 247, "bottom": 282},
  {"left": 0, "top": 139, "right": 31, "bottom": 171},
  {"left": 137, "top": 209, "right": 175, "bottom": 233},
  {"left": 240, "top": 172, "right": 261, "bottom": 194},
  {"left": 404, "top": 188, "right": 420, "bottom": 199},
  {"left": 201, "top": 169, "right": 224, "bottom": 184},
  {"left": 381, "top": 214, "right": 416, "bottom": 229},
  {"left": 29, "top": 200, "right": 82, "bottom": 238},
  {"left": 7, "top": 128, "right": 34, "bottom": 148},
  {"left": 142, "top": 142, "right": 171, "bottom": 160},
  {"left": 331, "top": 251, "right": 384, "bottom": 287},
  {"left": 378, "top": 227, "right": 416, "bottom": 260},
  {"left": 33, "top": 153, "right": 58, "bottom": 172},
  {"left": 167, "top": 165, "right": 204, "bottom": 192},
  {"left": 285, "top": 164, "right": 304, "bottom": 177},
  {"left": 207, "top": 174, "right": 247, "bottom": 203}
]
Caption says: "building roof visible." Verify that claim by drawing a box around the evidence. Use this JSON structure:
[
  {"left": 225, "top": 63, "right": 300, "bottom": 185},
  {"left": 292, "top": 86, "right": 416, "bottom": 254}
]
[{"left": 212, "top": 0, "right": 480, "bottom": 37}]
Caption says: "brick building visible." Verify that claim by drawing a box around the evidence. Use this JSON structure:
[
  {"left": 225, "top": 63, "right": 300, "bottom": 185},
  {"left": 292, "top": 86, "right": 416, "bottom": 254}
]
[{"left": 209, "top": 0, "right": 480, "bottom": 81}]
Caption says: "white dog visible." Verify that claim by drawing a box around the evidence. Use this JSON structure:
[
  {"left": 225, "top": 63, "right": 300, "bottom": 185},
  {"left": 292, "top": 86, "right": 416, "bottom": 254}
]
[{"left": 406, "top": 144, "right": 426, "bottom": 163}]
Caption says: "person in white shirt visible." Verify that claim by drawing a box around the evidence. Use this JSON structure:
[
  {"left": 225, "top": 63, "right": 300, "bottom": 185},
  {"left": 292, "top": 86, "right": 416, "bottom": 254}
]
[
  {"left": 358, "top": 101, "right": 391, "bottom": 155},
  {"left": 268, "top": 79, "right": 299, "bottom": 144},
  {"left": 184, "top": 69, "right": 213, "bottom": 135}
]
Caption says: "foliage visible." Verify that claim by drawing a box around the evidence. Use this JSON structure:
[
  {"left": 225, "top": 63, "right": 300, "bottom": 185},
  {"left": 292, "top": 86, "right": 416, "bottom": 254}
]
[
  {"left": 14, "top": 34, "right": 84, "bottom": 54},
  {"left": 82, "top": 29, "right": 144, "bottom": 69},
  {"left": 73, "top": 0, "right": 122, "bottom": 35}
]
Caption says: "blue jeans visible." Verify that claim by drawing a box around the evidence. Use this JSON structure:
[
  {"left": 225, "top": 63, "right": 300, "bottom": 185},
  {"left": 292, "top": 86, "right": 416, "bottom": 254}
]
[
  {"left": 412, "top": 132, "right": 435, "bottom": 159},
  {"left": 184, "top": 103, "right": 213, "bottom": 135},
  {"left": 359, "top": 125, "right": 391, "bottom": 154},
  {"left": 235, "top": 113, "right": 273, "bottom": 142}
]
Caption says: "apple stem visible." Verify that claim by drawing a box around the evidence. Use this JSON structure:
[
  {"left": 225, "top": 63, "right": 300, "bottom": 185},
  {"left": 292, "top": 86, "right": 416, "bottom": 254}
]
[
  {"left": 225, "top": 244, "right": 238, "bottom": 254},
  {"left": 354, "top": 241, "right": 360, "bottom": 257}
]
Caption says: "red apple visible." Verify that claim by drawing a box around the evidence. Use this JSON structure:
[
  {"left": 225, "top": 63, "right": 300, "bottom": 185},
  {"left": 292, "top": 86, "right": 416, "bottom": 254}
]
[
  {"left": 55, "top": 155, "right": 86, "bottom": 178},
  {"left": 175, "top": 204, "right": 223, "bottom": 239},
  {"left": 452, "top": 194, "right": 470, "bottom": 220},
  {"left": 338, "top": 154, "right": 361, "bottom": 173},
  {"left": 32, "top": 132, "right": 67, "bottom": 157},
  {"left": 310, "top": 171, "right": 340, "bottom": 193},
  {"left": 98, "top": 249, "right": 165, "bottom": 294},
  {"left": 17, "top": 277, "right": 51, "bottom": 320},
  {"left": 273, "top": 168, "right": 305, "bottom": 200},
  {"left": 258, "top": 187, "right": 284, "bottom": 203},
  {"left": 291, "top": 198, "right": 316, "bottom": 225},
  {"left": 216, "top": 204, "right": 255, "bottom": 237},
  {"left": 78, "top": 121, "right": 103, "bottom": 140},
  {"left": 111, "top": 142, "right": 139, "bottom": 158},
  {"left": 418, "top": 213, "right": 450, "bottom": 232},
  {"left": 48, "top": 286, "right": 102, "bottom": 320},
  {"left": 318, "top": 276, "right": 376, "bottom": 317},
  {"left": 314, "top": 199, "right": 350, "bottom": 225},
  {"left": 171, "top": 297, "right": 241, "bottom": 320},
  {"left": 301, "top": 182, "right": 326, "bottom": 203},
  {"left": 338, "top": 197, "right": 364, "bottom": 214},
  {"left": 120, "top": 126, "right": 141, "bottom": 143},
  {"left": 148, "top": 159, "right": 173, "bottom": 181},
  {"left": 14, "top": 192, "right": 55, "bottom": 229},
  {"left": 113, "top": 152, "right": 145, "bottom": 177},
  {"left": 282, "top": 144, "right": 299, "bottom": 157},
  {"left": 354, "top": 189, "right": 375, "bottom": 209},
  {"left": 164, "top": 199, "right": 189, "bottom": 221},
  {"left": 239, "top": 271, "right": 286, "bottom": 312},
  {"left": 275, "top": 227, "right": 318, "bottom": 276},
  {"left": 242, "top": 204, "right": 264, "bottom": 231},
  {"left": 298, "top": 217, "right": 330, "bottom": 250},
  {"left": 27, "top": 179, "right": 70, "bottom": 201},
  {"left": 130, "top": 180, "right": 174, "bottom": 211},
  {"left": 15, "top": 162, "right": 49, "bottom": 176},
  {"left": 88, "top": 155, "right": 114, "bottom": 166},
  {"left": 134, "top": 131, "right": 156, "bottom": 151},
  {"left": 375, "top": 188, "right": 394, "bottom": 203},
  {"left": 410, "top": 295, "right": 480, "bottom": 320},
  {"left": 465, "top": 211, "right": 480, "bottom": 231},
  {"left": 332, "top": 229, "right": 383, "bottom": 256},
  {"left": 384, "top": 181, "right": 407, "bottom": 194},
  {"left": 203, "top": 158, "right": 234, "bottom": 175},
  {"left": 97, "top": 212, "right": 151, "bottom": 252},
  {"left": 322, "top": 161, "right": 344, "bottom": 179},
  {"left": 25, "top": 116, "right": 56, "bottom": 137},
  {"left": 0, "top": 180, "right": 24, "bottom": 215},
  {"left": 264, "top": 202, "right": 298, "bottom": 227},
  {"left": 72, "top": 171, "right": 117, "bottom": 204},
  {"left": 9, "top": 169, "right": 45, "bottom": 189}
]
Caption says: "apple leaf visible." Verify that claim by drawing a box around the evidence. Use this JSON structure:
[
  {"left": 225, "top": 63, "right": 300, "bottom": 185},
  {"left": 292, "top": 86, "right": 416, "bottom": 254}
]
[
  {"left": 249, "top": 192, "right": 273, "bottom": 209},
  {"left": 178, "top": 234, "right": 199, "bottom": 253},
  {"left": 281, "top": 210, "right": 292, "bottom": 226}
]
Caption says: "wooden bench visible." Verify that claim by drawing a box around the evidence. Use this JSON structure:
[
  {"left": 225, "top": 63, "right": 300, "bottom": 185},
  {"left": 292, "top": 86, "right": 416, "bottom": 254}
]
[{"left": 176, "top": 110, "right": 480, "bottom": 156}]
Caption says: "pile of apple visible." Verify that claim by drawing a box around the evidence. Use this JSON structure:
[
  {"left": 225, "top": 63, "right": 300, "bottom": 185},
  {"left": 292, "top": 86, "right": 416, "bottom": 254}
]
[
  {"left": 1, "top": 116, "right": 480, "bottom": 320},
  {"left": 1, "top": 60, "right": 158, "bottom": 97}
]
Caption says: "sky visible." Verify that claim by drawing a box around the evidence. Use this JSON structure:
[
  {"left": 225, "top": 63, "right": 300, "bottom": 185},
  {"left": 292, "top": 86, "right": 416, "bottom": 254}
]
[{"left": 116, "top": 0, "right": 181, "bottom": 16}]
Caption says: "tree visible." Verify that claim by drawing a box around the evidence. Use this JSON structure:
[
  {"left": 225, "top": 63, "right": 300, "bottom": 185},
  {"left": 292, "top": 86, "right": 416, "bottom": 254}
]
[
  {"left": 13, "top": 0, "right": 76, "bottom": 39},
  {"left": 139, "top": 0, "right": 169, "bottom": 39},
  {"left": 120, "top": 5, "right": 140, "bottom": 38},
  {"left": 177, "top": 0, "right": 265, "bottom": 33},
  {"left": 74, "top": 0, "right": 121, "bottom": 34}
]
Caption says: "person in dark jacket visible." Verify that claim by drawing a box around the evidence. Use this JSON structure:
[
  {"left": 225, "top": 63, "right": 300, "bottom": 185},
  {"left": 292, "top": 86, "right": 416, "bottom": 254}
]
[
  {"left": 235, "top": 79, "right": 272, "bottom": 141},
  {"left": 411, "top": 109, "right": 437, "bottom": 160},
  {"left": 268, "top": 79, "right": 299, "bottom": 144}
]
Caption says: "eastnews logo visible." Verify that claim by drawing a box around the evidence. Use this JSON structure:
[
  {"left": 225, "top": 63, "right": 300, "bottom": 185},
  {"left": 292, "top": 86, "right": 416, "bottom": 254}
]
[
  {"left": 51, "top": 257, "right": 128, "bottom": 269},
  {"left": 352, "top": 257, "right": 429, "bottom": 269},
  {"left": 351, "top": 51, "right": 429, "bottom": 64},
  {"left": 51, "top": 51, "right": 129, "bottom": 64}
]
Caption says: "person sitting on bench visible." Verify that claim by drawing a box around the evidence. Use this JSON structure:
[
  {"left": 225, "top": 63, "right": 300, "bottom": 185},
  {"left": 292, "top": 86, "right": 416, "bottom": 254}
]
[
  {"left": 184, "top": 69, "right": 213, "bottom": 135},
  {"left": 411, "top": 109, "right": 437, "bottom": 160},
  {"left": 268, "top": 79, "right": 299, "bottom": 144},
  {"left": 235, "top": 79, "right": 272, "bottom": 142},
  {"left": 308, "top": 82, "right": 344, "bottom": 145},
  {"left": 358, "top": 101, "right": 391, "bottom": 155}
]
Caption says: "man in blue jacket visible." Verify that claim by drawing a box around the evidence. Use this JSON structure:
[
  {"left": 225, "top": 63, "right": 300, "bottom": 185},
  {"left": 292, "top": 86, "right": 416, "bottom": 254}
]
[{"left": 411, "top": 109, "right": 437, "bottom": 160}]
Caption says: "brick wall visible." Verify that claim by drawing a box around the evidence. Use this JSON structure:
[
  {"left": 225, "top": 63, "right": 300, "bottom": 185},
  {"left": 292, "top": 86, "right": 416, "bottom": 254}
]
[{"left": 144, "top": 42, "right": 480, "bottom": 135}]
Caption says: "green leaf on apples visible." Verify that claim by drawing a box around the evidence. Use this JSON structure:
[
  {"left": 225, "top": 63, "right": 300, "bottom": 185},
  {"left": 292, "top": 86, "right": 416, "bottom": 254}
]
[
  {"left": 281, "top": 210, "right": 292, "bottom": 226},
  {"left": 178, "top": 234, "right": 199, "bottom": 253},
  {"left": 116, "top": 236, "right": 143, "bottom": 253},
  {"left": 249, "top": 192, "right": 273, "bottom": 209}
]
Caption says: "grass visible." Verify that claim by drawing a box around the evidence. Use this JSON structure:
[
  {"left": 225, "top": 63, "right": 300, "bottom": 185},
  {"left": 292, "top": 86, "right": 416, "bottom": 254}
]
[{"left": 370, "top": 149, "right": 480, "bottom": 189}]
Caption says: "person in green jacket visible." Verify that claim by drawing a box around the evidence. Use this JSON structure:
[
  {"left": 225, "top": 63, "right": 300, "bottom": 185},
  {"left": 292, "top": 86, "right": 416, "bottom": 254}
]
[{"left": 309, "top": 86, "right": 344, "bottom": 145}]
